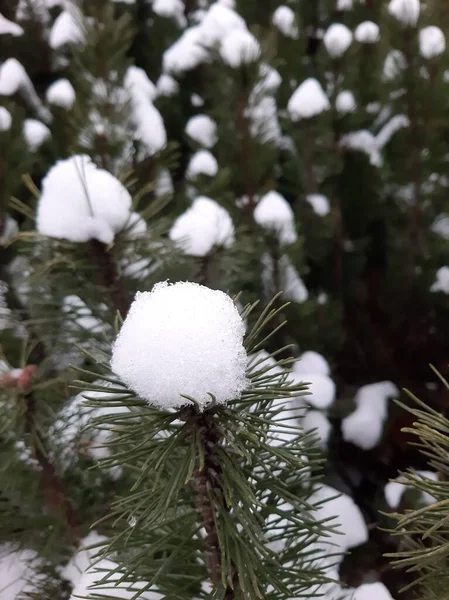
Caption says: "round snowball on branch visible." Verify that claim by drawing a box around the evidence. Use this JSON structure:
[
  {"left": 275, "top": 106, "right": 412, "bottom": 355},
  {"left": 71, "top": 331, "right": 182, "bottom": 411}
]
[{"left": 111, "top": 282, "right": 248, "bottom": 410}]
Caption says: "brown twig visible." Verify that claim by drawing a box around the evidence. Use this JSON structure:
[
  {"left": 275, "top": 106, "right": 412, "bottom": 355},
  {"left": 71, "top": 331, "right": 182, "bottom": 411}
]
[{"left": 88, "top": 239, "right": 131, "bottom": 318}]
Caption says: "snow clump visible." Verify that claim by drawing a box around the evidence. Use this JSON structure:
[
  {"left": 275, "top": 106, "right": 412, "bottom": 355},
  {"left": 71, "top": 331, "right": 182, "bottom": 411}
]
[
  {"left": 254, "top": 191, "right": 297, "bottom": 244},
  {"left": 388, "top": 0, "right": 420, "bottom": 26},
  {"left": 323, "top": 23, "right": 353, "bottom": 58},
  {"left": 355, "top": 21, "right": 380, "bottom": 43},
  {"left": 111, "top": 281, "right": 248, "bottom": 410},
  {"left": 419, "top": 26, "right": 446, "bottom": 59},
  {"left": 186, "top": 114, "right": 218, "bottom": 148},
  {"left": 287, "top": 78, "right": 330, "bottom": 120}
]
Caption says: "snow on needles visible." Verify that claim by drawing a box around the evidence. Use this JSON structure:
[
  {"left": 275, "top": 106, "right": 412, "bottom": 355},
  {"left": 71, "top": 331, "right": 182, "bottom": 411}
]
[
  {"left": 220, "top": 29, "right": 261, "bottom": 68},
  {"left": 170, "top": 196, "right": 234, "bottom": 256},
  {"left": 388, "top": 0, "right": 420, "bottom": 26},
  {"left": 323, "top": 23, "right": 353, "bottom": 58},
  {"left": 272, "top": 6, "right": 299, "bottom": 39},
  {"left": 287, "top": 78, "right": 330, "bottom": 121},
  {"left": 355, "top": 21, "right": 380, "bottom": 43},
  {"left": 419, "top": 26, "right": 446, "bottom": 59},
  {"left": 185, "top": 114, "right": 218, "bottom": 148},
  {"left": 36, "top": 155, "right": 132, "bottom": 244},
  {"left": 111, "top": 282, "right": 248, "bottom": 410},
  {"left": 46, "top": 78, "right": 76, "bottom": 108},
  {"left": 254, "top": 191, "right": 297, "bottom": 244}
]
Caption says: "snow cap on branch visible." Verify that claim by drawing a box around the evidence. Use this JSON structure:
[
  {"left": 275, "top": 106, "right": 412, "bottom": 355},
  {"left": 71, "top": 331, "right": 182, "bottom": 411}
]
[
  {"left": 186, "top": 150, "right": 218, "bottom": 178},
  {"left": 336, "top": 90, "right": 356, "bottom": 114},
  {"left": 46, "top": 78, "right": 76, "bottom": 109},
  {"left": 0, "top": 106, "right": 12, "bottom": 131},
  {"left": 272, "top": 6, "right": 299, "bottom": 39},
  {"left": 169, "top": 196, "right": 234, "bottom": 256},
  {"left": 49, "top": 9, "right": 85, "bottom": 48},
  {"left": 23, "top": 119, "right": 50, "bottom": 151},
  {"left": 323, "top": 23, "right": 353, "bottom": 57},
  {"left": 354, "top": 21, "right": 380, "bottom": 43},
  {"left": 220, "top": 29, "right": 261, "bottom": 67},
  {"left": 185, "top": 114, "right": 218, "bottom": 148},
  {"left": 0, "top": 13, "right": 24, "bottom": 36},
  {"left": 419, "top": 26, "right": 446, "bottom": 59},
  {"left": 287, "top": 78, "right": 330, "bottom": 120},
  {"left": 388, "top": 0, "right": 420, "bottom": 26},
  {"left": 36, "top": 155, "right": 132, "bottom": 244},
  {"left": 254, "top": 191, "right": 297, "bottom": 244},
  {"left": 111, "top": 282, "right": 248, "bottom": 410}
]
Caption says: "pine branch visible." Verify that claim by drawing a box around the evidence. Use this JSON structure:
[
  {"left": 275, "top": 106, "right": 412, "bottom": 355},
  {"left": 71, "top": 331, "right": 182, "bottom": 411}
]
[
  {"left": 236, "top": 86, "right": 256, "bottom": 218},
  {"left": 88, "top": 239, "right": 131, "bottom": 318}
]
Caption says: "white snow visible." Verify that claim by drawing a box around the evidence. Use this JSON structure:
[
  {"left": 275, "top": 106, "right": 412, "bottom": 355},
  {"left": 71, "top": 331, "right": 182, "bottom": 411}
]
[
  {"left": 200, "top": 3, "right": 246, "bottom": 47},
  {"left": 46, "top": 78, "right": 76, "bottom": 109},
  {"left": 62, "top": 295, "right": 103, "bottom": 333},
  {"left": 152, "top": 0, "right": 186, "bottom": 28},
  {"left": 353, "top": 583, "right": 394, "bottom": 600},
  {"left": 186, "top": 150, "right": 218, "bottom": 178},
  {"left": 155, "top": 169, "right": 174, "bottom": 197},
  {"left": 0, "top": 106, "right": 11, "bottom": 131},
  {"left": 124, "top": 66, "right": 166, "bottom": 156},
  {"left": 383, "top": 50, "right": 406, "bottom": 80},
  {"left": 23, "top": 119, "right": 51, "bottom": 151},
  {"left": 254, "top": 191, "right": 297, "bottom": 244},
  {"left": 303, "top": 410, "right": 331, "bottom": 447},
  {"left": 0, "top": 217, "right": 18, "bottom": 244},
  {"left": 262, "top": 254, "right": 308, "bottom": 303},
  {"left": 388, "top": 0, "right": 420, "bottom": 26},
  {"left": 49, "top": 9, "right": 85, "bottom": 49},
  {"left": 287, "top": 78, "right": 330, "bottom": 120},
  {"left": 0, "top": 547, "right": 42, "bottom": 600},
  {"left": 156, "top": 73, "right": 179, "bottom": 97},
  {"left": 111, "top": 282, "right": 248, "bottom": 410},
  {"left": 431, "top": 214, "right": 449, "bottom": 239},
  {"left": 0, "top": 13, "right": 24, "bottom": 36},
  {"left": 293, "top": 372, "right": 336, "bottom": 409},
  {"left": 220, "top": 29, "right": 261, "bottom": 67},
  {"left": 257, "top": 63, "right": 282, "bottom": 93},
  {"left": 431, "top": 266, "right": 449, "bottom": 293},
  {"left": 191, "top": 93, "right": 204, "bottom": 107},
  {"left": 36, "top": 155, "right": 132, "bottom": 244},
  {"left": 0, "top": 58, "right": 31, "bottom": 96},
  {"left": 306, "top": 194, "right": 331, "bottom": 216},
  {"left": 272, "top": 6, "right": 299, "bottom": 39},
  {"left": 169, "top": 196, "right": 234, "bottom": 256},
  {"left": 385, "top": 471, "right": 438, "bottom": 508},
  {"left": 355, "top": 21, "right": 380, "bottom": 43},
  {"left": 163, "top": 26, "right": 208, "bottom": 74},
  {"left": 186, "top": 114, "right": 218, "bottom": 148},
  {"left": 337, "top": 0, "right": 353, "bottom": 8},
  {"left": 323, "top": 23, "right": 353, "bottom": 58},
  {"left": 248, "top": 96, "right": 281, "bottom": 145},
  {"left": 294, "top": 351, "right": 330, "bottom": 376},
  {"left": 336, "top": 90, "right": 356, "bottom": 114},
  {"left": 419, "top": 26, "right": 446, "bottom": 59},
  {"left": 62, "top": 532, "right": 106, "bottom": 587},
  {"left": 341, "top": 382, "right": 398, "bottom": 450}
]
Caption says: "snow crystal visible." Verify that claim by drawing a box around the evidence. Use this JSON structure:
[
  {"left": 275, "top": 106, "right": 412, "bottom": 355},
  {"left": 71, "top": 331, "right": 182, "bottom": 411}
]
[
  {"left": 323, "top": 23, "right": 353, "bottom": 58},
  {"left": 254, "top": 191, "right": 297, "bottom": 244},
  {"left": 388, "top": 0, "right": 420, "bottom": 26},
  {"left": 186, "top": 114, "right": 217, "bottom": 148},
  {"left": 353, "top": 582, "right": 394, "bottom": 600},
  {"left": 287, "top": 78, "right": 330, "bottom": 120},
  {"left": 272, "top": 6, "right": 299, "bottom": 39},
  {"left": 383, "top": 49, "right": 406, "bottom": 80},
  {"left": 311, "top": 484, "right": 368, "bottom": 552},
  {"left": 306, "top": 194, "right": 331, "bottom": 216},
  {"left": 36, "top": 155, "right": 132, "bottom": 244},
  {"left": 303, "top": 410, "right": 331, "bottom": 448},
  {"left": 336, "top": 90, "right": 356, "bottom": 114},
  {"left": 262, "top": 254, "right": 308, "bottom": 303},
  {"left": 419, "top": 26, "right": 446, "bottom": 59},
  {"left": 111, "top": 282, "right": 248, "bottom": 410},
  {"left": 0, "top": 13, "right": 24, "bottom": 36},
  {"left": 186, "top": 150, "right": 218, "bottom": 178},
  {"left": 294, "top": 351, "right": 330, "bottom": 376},
  {"left": 124, "top": 66, "right": 166, "bottom": 156},
  {"left": 152, "top": 0, "right": 186, "bottom": 28},
  {"left": 355, "top": 21, "right": 380, "bottom": 43},
  {"left": 0, "top": 547, "right": 42, "bottom": 600},
  {"left": 156, "top": 73, "right": 179, "bottom": 97},
  {"left": 341, "top": 382, "right": 398, "bottom": 450},
  {"left": 220, "top": 29, "right": 261, "bottom": 67},
  {"left": 23, "top": 119, "right": 50, "bottom": 151},
  {"left": 169, "top": 196, "right": 234, "bottom": 256},
  {"left": 46, "top": 78, "right": 76, "bottom": 109},
  {"left": 0, "top": 106, "right": 11, "bottom": 131},
  {"left": 431, "top": 266, "right": 449, "bottom": 293},
  {"left": 49, "top": 9, "right": 85, "bottom": 49}
]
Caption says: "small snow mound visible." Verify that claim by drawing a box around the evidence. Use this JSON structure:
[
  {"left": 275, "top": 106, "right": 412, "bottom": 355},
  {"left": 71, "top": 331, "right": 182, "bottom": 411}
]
[
  {"left": 355, "top": 21, "right": 380, "bottom": 43},
  {"left": 388, "top": 0, "right": 420, "bottom": 26},
  {"left": 306, "top": 194, "right": 331, "bottom": 216},
  {"left": 353, "top": 582, "right": 394, "bottom": 600},
  {"left": 287, "top": 78, "right": 330, "bottom": 120},
  {"left": 294, "top": 351, "right": 330, "bottom": 376},
  {"left": 46, "top": 78, "right": 76, "bottom": 109},
  {"left": 186, "top": 114, "right": 218, "bottom": 148},
  {"left": 23, "top": 119, "right": 50, "bottom": 151},
  {"left": 36, "top": 155, "right": 132, "bottom": 244},
  {"left": 383, "top": 49, "right": 406, "bottom": 80},
  {"left": 262, "top": 254, "right": 308, "bottom": 303},
  {"left": 295, "top": 372, "right": 336, "bottom": 409},
  {"left": 341, "top": 381, "right": 398, "bottom": 450},
  {"left": 0, "top": 58, "right": 29, "bottom": 95},
  {"left": 419, "top": 26, "right": 446, "bottom": 59},
  {"left": 111, "top": 282, "right": 248, "bottom": 410},
  {"left": 156, "top": 73, "right": 179, "bottom": 97},
  {"left": 0, "top": 13, "right": 24, "bottom": 36},
  {"left": 323, "top": 23, "right": 353, "bottom": 58},
  {"left": 49, "top": 9, "right": 85, "bottom": 49},
  {"left": 431, "top": 266, "right": 449, "bottom": 294},
  {"left": 303, "top": 410, "right": 331, "bottom": 447},
  {"left": 337, "top": 0, "right": 353, "bottom": 8},
  {"left": 272, "top": 6, "right": 299, "bottom": 39},
  {"left": 220, "top": 29, "right": 261, "bottom": 68},
  {"left": 152, "top": 0, "right": 186, "bottom": 27},
  {"left": 186, "top": 149, "right": 218, "bottom": 178},
  {"left": 254, "top": 191, "right": 297, "bottom": 244},
  {"left": 0, "top": 546, "right": 42, "bottom": 600},
  {"left": 0, "top": 106, "right": 12, "bottom": 131},
  {"left": 336, "top": 90, "right": 356, "bottom": 114},
  {"left": 169, "top": 196, "right": 234, "bottom": 256}
]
